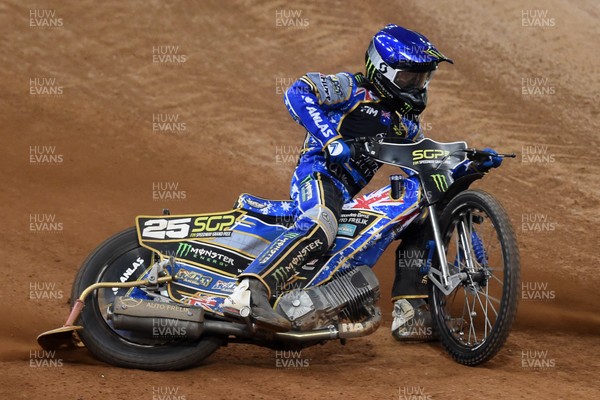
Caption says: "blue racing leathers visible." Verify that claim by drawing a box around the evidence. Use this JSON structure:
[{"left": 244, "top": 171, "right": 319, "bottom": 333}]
[
  {"left": 239, "top": 72, "right": 426, "bottom": 296},
  {"left": 286, "top": 72, "right": 425, "bottom": 201}
]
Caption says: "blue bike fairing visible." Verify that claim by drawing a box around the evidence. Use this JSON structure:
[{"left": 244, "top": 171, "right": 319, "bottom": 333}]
[{"left": 305, "top": 176, "right": 422, "bottom": 287}]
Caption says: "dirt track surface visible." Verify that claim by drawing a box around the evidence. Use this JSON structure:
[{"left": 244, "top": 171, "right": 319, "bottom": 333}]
[{"left": 1, "top": 0, "right": 599, "bottom": 399}]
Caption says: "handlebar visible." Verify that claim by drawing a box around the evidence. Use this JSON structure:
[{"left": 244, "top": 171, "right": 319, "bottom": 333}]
[{"left": 462, "top": 148, "right": 517, "bottom": 163}]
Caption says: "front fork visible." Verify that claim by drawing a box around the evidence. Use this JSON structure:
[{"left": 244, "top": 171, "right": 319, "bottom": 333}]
[{"left": 426, "top": 205, "right": 468, "bottom": 296}]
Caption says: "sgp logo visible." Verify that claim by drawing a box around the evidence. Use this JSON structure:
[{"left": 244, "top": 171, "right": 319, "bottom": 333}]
[
  {"left": 412, "top": 149, "right": 450, "bottom": 161},
  {"left": 192, "top": 215, "right": 236, "bottom": 233}
]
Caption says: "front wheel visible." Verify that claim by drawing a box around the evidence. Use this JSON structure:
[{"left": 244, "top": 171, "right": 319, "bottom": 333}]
[
  {"left": 72, "top": 227, "right": 223, "bottom": 370},
  {"left": 430, "top": 190, "right": 520, "bottom": 365}
]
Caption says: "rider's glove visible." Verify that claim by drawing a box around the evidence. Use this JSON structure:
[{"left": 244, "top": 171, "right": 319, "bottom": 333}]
[
  {"left": 326, "top": 139, "right": 352, "bottom": 164},
  {"left": 477, "top": 148, "right": 502, "bottom": 171}
]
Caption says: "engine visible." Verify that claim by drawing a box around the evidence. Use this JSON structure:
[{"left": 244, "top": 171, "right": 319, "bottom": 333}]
[{"left": 275, "top": 265, "right": 380, "bottom": 331}]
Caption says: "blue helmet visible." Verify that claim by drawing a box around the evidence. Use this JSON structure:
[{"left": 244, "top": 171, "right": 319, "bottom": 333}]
[{"left": 365, "top": 24, "right": 453, "bottom": 114}]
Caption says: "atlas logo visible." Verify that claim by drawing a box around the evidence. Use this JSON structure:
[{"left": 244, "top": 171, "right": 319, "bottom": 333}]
[
  {"left": 306, "top": 106, "right": 335, "bottom": 138},
  {"left": 112, "top": 257, "right": 144, "bottom": 294}
]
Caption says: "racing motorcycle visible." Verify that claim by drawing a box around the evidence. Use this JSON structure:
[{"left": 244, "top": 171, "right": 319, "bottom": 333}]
[{"left": 38, "top": 138, "right": 520, "bottom": 369}]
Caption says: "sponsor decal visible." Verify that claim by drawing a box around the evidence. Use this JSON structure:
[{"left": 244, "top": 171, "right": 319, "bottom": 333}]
[
  {"left": 272, "top": 239, "right": 323, "bottom": 285},
  {"left": 212, "top": 280, "right": 237, "bottom": 293},
  {"left": 176, "top": 242, "right": 236, "bottom": 268},
  {"left": 306, "top": 106, "right": 335, "bottom": 138},
  {"left": 337, "top": 223, "right": 357, "bottom": 237},
  {"left": 139, "top": 212, "right": 241, "bottom": 241},
  {"left": 175, "top": 269, "right": 213, "bottom": 287},
  {"left": 359, "top": 104, "right": 378, "bottom": 116},
  {"left": 431, "top": 174, "right": 448, "bottom": 192},
  {"left": 245, "top": 198, "right": 267, "bottom": 209},
  {"left": 339, "top": 212, "right": 370, "bottom": 226},
  {"left": 300, "top": 181, "right": 314, "bottom": 202},
  {"left": 412, "top": 149, "right": 450, "bottom": 165},
  {"left": 331, "top": 75, "right": 343, "bottom": 96},
  {"left": 302, "top": 95, "right": 315, "bottom": 105},
  {"left": 190, "top": 215, "right": 236, "bottom": 237},
  {"left": 320, "top": 75, "right": 332, "bottom": 102},
  {"left": 259, "top": 232, "right": 299, "bottom": 264},
  {"left": 326, "top": 141, "right": 345, "bottom": 157},
  {"left": 112, "top": 256, "right": 144, "bottom": 294}
]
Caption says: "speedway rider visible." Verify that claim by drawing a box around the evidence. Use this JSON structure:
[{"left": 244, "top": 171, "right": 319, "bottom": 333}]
[{"left": 224, "top": 24, "right": 502, "bottom": 336}]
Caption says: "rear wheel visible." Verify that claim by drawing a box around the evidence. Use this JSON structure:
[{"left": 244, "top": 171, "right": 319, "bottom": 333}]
[
  {"left": 430, "top": 190, "right": 520, "bottom": 365},
  {"left": 72, "top": 227, "right": 223, "bottom": 370}
]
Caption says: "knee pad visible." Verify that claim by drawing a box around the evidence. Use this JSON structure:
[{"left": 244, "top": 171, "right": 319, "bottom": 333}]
[{"left": 301, "top": 205, "right": 338, "bottom": 247}]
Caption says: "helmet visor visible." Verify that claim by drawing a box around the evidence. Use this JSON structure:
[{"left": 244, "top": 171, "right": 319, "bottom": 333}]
[{"left": 393, "top": 70, "right": 434, "bottom": 89}]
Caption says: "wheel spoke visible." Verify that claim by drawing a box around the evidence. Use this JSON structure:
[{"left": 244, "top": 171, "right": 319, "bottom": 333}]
[{"left": 473, "top": 286, "right": 494, "bottom": 336}]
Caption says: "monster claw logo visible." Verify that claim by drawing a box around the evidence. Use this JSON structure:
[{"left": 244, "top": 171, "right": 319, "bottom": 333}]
[
  {"left": 431, "top": 174, "right": 449, "bottom": 192},
  {"left": 424, "top": 47, "right": 444, "bottom": 60},
  {"left": 177, "top": 242, "right": 193, "bottom": 257}
]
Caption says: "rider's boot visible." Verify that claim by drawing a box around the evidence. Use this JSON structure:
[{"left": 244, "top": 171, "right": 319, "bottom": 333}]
[
  {"left": 223, "top": 278, "right": 291, "bottom": 332},
  {"left": 247, "top": 278, "right": 291, "bottom": 332},
  {"left": 391, "top": 298, "right": 437, "bottom": 342}
]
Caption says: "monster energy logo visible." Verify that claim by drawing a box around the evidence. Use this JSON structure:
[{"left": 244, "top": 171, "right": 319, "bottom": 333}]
[
  {"left": 431, "top": 174, "right": 449, "bottom": 192},
  {"left": 177, "top": 242, "right": 192, "bottom": 257},
  {"left": 273, "top": 268, "right": 288, "bottom": 286},
  {"left": 424, "top": 47, "right": 445, "bottom": 59}
]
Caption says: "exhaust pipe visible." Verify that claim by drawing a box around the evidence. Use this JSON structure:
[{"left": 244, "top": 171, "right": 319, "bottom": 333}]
[
  {"left": 109, "top": 297, "right": 204, "bottom": 340},
  {"left": 109, "top": 296, "right": 382, "bottom": 343},
  {"left": 274, "top": 308, "right": 382, "bottom": 342}
]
